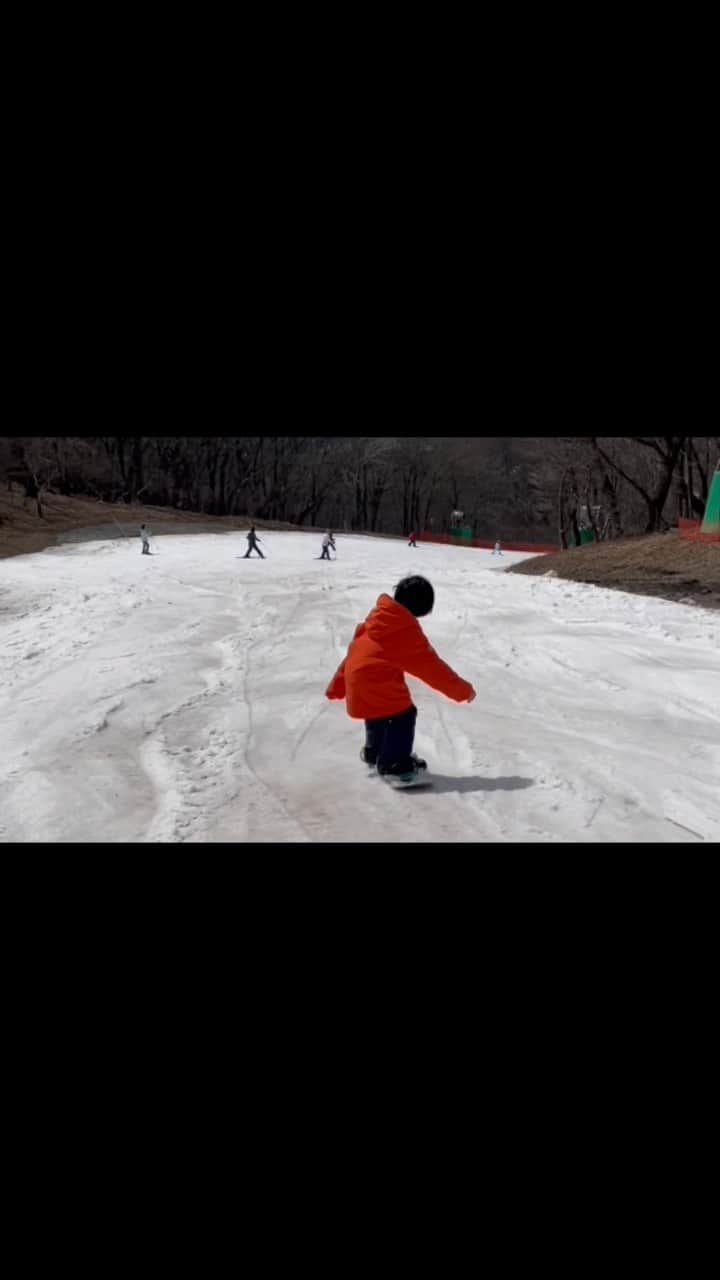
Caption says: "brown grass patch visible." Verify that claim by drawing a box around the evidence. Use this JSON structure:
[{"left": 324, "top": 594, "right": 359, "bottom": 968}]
[
  {"left": 0, "top": 486, "right": 310, "bottom": 559},
  {"left": 508, "top": 531, "right": 720, "bottom": 609}
]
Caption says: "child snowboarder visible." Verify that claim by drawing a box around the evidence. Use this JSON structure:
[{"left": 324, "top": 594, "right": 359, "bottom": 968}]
[
  {"left": 320, "top": 531, "right": 336, "bottom": 560},
  {"left": 325, "top": 575, "right": 476, "bottom": 786},
  {"left": 492, "top": 540, "right": 502, "bottom": 556},
  {"left": 408, "top": 531, "right": 418, "bottom": 547},
  {"left": 140, "top": 524, "right": 152, "bottom": 554},
  {"left": 244, "top": 526, "right": 265, "bottom": 558}
]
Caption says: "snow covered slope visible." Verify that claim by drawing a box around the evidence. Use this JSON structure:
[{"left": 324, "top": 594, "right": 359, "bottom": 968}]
[{"left": 1, "top": 533, "right": 717, "bottom": 843}]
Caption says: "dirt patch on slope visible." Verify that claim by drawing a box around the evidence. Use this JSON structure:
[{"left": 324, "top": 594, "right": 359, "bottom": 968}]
[
  {"left": 508, "top": 531, "right": 720, "bottom": 609},
  {"left": 0, "top": 486, "right": 309, "bottom": 560}
]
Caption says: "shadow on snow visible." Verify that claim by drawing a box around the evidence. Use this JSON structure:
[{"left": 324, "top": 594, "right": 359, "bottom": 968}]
[{"left": 420, "top": 774, "right": 535, "bottom": 794}]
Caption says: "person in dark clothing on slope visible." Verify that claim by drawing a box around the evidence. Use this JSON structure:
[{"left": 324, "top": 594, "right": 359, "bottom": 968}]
[{"left": 244, "top": 527, "right": 265, "bottom": 558}]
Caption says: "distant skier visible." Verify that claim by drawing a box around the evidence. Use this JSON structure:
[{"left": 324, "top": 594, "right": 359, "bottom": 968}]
[
  {"left": 325, "top": 575, "right": 476, "bottom": 787},
  {"left": 492, "top": 541, "right": 503, "bottom": 556},
  {"left": 320, "top": 531, "right": 336, "bottom": 560},
  {"left": 408, "top": 531, "right": 418, "bottom": 548},
  {"left": 140, "top": 524, "right": 151, "bottom": 555},
  {"left": 244, "top": 526, "right": 265, "bottom": 558}
]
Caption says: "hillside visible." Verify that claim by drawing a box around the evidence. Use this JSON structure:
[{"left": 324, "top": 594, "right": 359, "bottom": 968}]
[
  {"left": 509, "top": 531, "right": 720, "bottom": 609},
  {"left": 3, "top": 487, "right": 719, "bottom": 611},
  {"left": 3, "top": 530, "right": 718, "bottom": 843},
  {"left": 0, "top": 485, "right": 301, "bottom": 559}
]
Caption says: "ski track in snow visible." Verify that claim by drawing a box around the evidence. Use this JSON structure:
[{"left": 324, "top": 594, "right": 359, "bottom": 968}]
[{"left": 1, "top": 532, "right": 718, "bottom": 844}]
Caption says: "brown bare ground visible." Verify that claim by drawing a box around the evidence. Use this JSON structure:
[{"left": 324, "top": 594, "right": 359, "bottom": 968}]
[
  {"left": 0, "top": 485, "right": 308, "bottom": 560},
  {"left": 508, "top": 531, "right": 720, "bottom": 609}
]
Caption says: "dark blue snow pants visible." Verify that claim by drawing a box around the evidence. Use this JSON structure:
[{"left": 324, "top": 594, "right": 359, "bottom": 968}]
[{"left": 364, "top": 704, "right": 417, "bottom": 774}]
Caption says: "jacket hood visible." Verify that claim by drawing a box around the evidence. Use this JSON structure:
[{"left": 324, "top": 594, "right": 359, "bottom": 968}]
[{"left": 365, "top": 594, "right": 419, "bottom": 643}]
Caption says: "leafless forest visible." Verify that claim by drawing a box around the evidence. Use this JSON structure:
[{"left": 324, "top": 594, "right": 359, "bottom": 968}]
[{"left": 2, "top": 436, "right": 718, "bottom": 546}]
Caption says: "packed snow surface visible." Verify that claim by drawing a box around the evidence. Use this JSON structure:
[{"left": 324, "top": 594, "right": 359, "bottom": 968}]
[{"left": 1, "top": 532, "right": 718, "bottom": 843}]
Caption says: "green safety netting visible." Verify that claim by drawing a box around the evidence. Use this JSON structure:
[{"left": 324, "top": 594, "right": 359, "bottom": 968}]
[{"left": 701, "top": 467, "right": 720, "bottom": 534}]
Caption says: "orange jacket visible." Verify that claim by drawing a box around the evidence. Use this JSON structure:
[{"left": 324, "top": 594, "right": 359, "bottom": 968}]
[{"left": 326, "top": 594, "right": 473, "bottom": 720}]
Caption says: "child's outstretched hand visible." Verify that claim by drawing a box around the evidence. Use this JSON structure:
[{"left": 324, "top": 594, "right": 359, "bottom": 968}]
[{"left": 466, "top": 688, "right": 477, "bottom": 703}]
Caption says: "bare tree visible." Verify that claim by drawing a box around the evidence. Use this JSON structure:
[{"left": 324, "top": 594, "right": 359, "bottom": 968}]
[{"left": 590, "top": 437, "right": 685, "bottom": 532}]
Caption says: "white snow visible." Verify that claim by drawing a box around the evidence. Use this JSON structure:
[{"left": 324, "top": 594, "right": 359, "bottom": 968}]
[{"left": 1, "top": 532, "right": 718, "bottom": 844}]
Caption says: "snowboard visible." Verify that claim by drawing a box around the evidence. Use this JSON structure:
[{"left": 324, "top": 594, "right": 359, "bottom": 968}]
[
  {"left": 382, "top": 774, "right": 432, "bottom": 790},
  {"left": 366, "top": 768, "right": 432, "bottom": 789}
]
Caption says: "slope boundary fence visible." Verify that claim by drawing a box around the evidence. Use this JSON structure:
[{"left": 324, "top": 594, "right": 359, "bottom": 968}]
[
  {"left": 678, "top": 518, "right": 720, "bottom": 544},
  {"left": 421, "top": 533, "right": 559, "bottom": 553}
]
